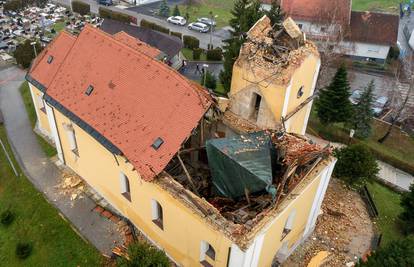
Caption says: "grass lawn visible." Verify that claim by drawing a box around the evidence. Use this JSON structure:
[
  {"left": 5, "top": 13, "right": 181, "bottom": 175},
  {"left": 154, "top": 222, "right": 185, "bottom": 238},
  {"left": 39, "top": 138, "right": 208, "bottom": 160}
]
[
  {"left": 177, "top": 0, "right": 234, "bottom": 28},
  {"left": 352, "top": 0, "right": 400, "bottom": 13},
  {"left": 53, "top": 21, "right": 66, "bottom": 33},
  {"left": 366, "top": 181, "right": 404, "bottom": 246},
  {"left": 0, "top": 126, "right": 103, "bottom": 266},
  {"left": 19, "top": 81, "right": 57, "bottom": 158},
  {"left": 181, "top": 48, "right": 208, "bottom": 61},
  {"left": 307, "top": 109, "right": 414, "bottom": 175}
]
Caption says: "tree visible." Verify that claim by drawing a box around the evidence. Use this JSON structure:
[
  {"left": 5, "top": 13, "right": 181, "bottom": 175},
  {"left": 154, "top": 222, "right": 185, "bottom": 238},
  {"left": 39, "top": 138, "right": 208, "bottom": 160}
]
[
  {"left": 400, "top": 183, "right": 414, "bottom": 235},
  {"left": 265, "top": 0, "right": 284, "bottom": 28},
  {"left": 333, "top": 144, "right": 379, "bottom": 185},
  {"left": 219, "top": 0, "right": 264, "bottom": 94},
  {"left": 158, "top": 0, "right": 170, "bottom": 17},
  {"left": 356, "top": 236, "right": 414, "bottom": 267},
  {"left": 315, "top": 65, "right": 353, "bottom": 125},
  {"left": 14, "top": 40, "right": 42, "bottom": 69},
  {"left": 117, "top": 242, "right": 169, "bottom": 267},
  {"left": 172, "top": 5, "right": 180, "bottom": 16},
  {"left": 3, "top": 0, "right": 23, "bottom": 12},
  {"left": 201, "top": 70, "right": 217, "bottom": 90},
  {"left": 351, "top": 80, "right": 375, "bottom": 139}
]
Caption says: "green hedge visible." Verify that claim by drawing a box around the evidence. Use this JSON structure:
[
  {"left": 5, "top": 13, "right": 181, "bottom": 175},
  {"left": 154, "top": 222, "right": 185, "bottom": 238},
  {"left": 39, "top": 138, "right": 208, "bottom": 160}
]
[
  {"left": 193, "top": 48, "right": 202, "bottom": 60},
  {"left": 170, "top": 31, "right": 182, "bottom": 40},
  {"left": 140, "top": 19, "right": 170, "bottom": 34},
  {"left": 99, "top": 7, "right": 132, "bottom": 23},
  {"left": 183, "top": 35, "right": 199, "bottom": 49},
  {"left": 72, "top": 0, "right": 90, "bottom": 15},
  {"left": 206, "top": 48, "right": 222, "bottom": 61}
]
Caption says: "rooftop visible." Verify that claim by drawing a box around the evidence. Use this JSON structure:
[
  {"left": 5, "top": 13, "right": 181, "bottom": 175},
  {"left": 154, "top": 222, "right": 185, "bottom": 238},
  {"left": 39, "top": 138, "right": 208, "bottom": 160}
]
[
  {"left": 99, "top": 18, "right": 183, "bottom": 59},
  {"left": 113, "top": 31, "right": 163, "bottom": 59},
  {"left": 346, "top": 11, "right": 399, "bottom": 45},
  {"left": 278, "top": 0, "right": 352, "bottom": 25},
  {"left": 28, "top": 25, "right": 211, "bottom": 181}
]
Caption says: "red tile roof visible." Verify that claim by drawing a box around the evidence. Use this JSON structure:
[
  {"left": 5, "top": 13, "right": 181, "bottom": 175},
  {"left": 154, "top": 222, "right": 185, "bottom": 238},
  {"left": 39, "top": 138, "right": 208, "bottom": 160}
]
[
  {"left": 31, "top": 25, "right": 211, "bottom": 181},
  {"left": 29, "top": 31, "right": 76, "bottom": 88},
  {"left": 346, "top": 11, "right": 399, "bottom": 45},
  {"left": 277, "top": 0, "right": 352, "bottom": 25},
  {"left": 113, "top": 31, "right": 162, "bottom": 59}
]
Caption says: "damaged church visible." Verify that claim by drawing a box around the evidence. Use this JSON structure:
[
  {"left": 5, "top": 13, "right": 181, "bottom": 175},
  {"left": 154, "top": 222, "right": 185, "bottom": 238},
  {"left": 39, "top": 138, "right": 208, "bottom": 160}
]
[{"left": 26, "top": 14, "right": 336, "bottom": 267}]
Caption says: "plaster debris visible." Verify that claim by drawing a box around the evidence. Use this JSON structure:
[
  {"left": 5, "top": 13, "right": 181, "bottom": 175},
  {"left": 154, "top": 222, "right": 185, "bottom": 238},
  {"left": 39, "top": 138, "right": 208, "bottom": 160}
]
[
  {"left": 282, "top": 179, "right": 374, "bottom": 267},
  {"left": 56, "top": 170, "right": 85, "bottom": 205}
]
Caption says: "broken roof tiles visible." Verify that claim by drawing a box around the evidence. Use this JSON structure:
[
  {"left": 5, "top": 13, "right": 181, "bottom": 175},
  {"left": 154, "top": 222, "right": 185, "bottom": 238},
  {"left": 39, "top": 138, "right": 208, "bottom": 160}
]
[{"left": 29, "top": 25, "right": 212, "bottom": 181}]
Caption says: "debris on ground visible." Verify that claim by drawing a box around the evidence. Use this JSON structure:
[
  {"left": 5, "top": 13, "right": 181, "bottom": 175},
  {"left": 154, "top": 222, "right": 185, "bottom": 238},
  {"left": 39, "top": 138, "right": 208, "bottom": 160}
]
[
  {"left": 283, "top": 179, "right": 374, "bottom": 267},
  {"left": 55, "top": 170, "right": 85, "bottom": 204}
]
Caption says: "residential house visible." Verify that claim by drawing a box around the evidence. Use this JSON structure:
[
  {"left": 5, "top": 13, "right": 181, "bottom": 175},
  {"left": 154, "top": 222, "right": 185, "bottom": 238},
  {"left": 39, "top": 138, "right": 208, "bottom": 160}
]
[
  {"left": 27, "top": 17, "right": 336, "bottom": 266},
  {"left": 99, "top": 18, "right": 184, "bottom": 69},
  {"left": 265, "top": 0, "right": 400, "bottom": 63}
]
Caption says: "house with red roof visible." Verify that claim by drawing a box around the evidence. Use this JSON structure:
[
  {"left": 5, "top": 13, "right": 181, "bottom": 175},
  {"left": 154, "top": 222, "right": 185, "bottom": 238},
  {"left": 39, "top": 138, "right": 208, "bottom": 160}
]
[
  {"left": 26, "top": 19, "right": 337, "bottom": 266},
  {"left": 262, "top": 0, "right": 400, "bottom": 63}
]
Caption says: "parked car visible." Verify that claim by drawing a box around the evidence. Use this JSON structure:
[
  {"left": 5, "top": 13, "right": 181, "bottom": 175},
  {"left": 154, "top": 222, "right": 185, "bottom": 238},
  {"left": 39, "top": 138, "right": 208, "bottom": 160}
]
[
  {"left": 188, "top": 22, "right": 209, "bottom": 33},
  {"left": 167, "top": 16, "right": 186, "bottom": 26},
  {"left": 197, "top": 17, "right": 216, "bottom": 27},
  {"left": 98, "top": 0, "right": 113, "bottom": 6}
]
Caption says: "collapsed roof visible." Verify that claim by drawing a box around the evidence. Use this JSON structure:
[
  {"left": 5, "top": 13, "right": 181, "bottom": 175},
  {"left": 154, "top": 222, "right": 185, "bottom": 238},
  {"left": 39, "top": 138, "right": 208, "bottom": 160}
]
[{"left": 236, "top": 15, "right": 319, "bottom": 85}]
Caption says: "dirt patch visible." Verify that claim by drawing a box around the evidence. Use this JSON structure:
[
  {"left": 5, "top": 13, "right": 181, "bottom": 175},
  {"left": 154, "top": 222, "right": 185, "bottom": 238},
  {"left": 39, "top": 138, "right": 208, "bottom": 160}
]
[{"left": 283, "top": 178, "right": 374, "bottom": 267}]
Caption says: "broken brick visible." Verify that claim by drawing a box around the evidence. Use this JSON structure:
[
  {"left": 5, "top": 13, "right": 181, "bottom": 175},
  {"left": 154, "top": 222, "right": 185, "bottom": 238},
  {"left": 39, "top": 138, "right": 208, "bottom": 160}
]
[
  {"left": 93, "top": 205, "right": 104, "bottom": 214},
  {"left": 102, "top": 210, "right": 113, "bottom": 219},
  {"left": 110, "top": 215, "right": 120, "bottom": 223}
]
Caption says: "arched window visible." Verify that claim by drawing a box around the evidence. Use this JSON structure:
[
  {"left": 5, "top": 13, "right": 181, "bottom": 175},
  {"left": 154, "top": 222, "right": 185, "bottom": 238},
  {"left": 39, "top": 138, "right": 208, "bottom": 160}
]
[
  {"left": 281, "top": 209, "right": 296, "bottom": 240},
  {"left": 200, "top": 241, "right": 215, "bottom": 266},
  {"left": 297, "top": 86, "right": 304, "bottom": 98},
  {"left": 119, "top": 172, "right": 131, "bottom": 201},
  {"left": 151, "top": 199, "right": 163, "bottom": 230}
]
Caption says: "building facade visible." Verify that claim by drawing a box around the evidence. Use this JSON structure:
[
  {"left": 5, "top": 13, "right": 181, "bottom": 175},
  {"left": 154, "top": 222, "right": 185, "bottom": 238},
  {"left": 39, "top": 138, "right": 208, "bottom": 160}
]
[{"left": 27, "top": 18, "right": 336, "bottom": 266}]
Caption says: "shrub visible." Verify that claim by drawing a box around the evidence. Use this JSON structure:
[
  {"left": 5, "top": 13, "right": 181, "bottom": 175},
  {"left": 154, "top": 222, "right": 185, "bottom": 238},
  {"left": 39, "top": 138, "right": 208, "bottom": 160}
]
[
  {"left": 356, "top": 236, "right": 414, "bottom": 266},
  {"left": 140, "top": 19, "right": 169, "bottom": 34},
  {"left": 400, "top": 183, "right": 414, "bottom": 235},
  {"left": 172, "top": 5, "right": 180, "bottom": 16},
  {"left": 193, "top": 48, "right": 202, "bottom": 60},
  {"left": 15, "top": 242, "right": 33, "bottom": 259},
  {"left": 333, "top": 144, "right": 379, "bottom": 186},
  {"left": 206, "top": 48, "right": 223, "bottom": 61},
  {"left": 99, "top": 7, "right": 132, "bottom": 23},
  {"left": 14, "top": 40, "right": 43, "bottom": 69},
  {"left": 117, "top": 242, "right": 169, "bottom": 267},
  {"left": 388, "top": 46, "right": 400, "bottom": 60},
  {"left": 207, "top": 43, "right": 213, "bottom": 50},
  {"left": 201, "top": 70, "right": 217, "bottom": 90},
  {"left": 3, "top": 0, "right": 22, "bottom": 12},
  {"left": 72, "top": 0, "right": 90, "bottom": 16},
  {"left": 0, "top": 209, "right": 15, "bottom": 226},
  {"left": 170, "top": 31, "right": 182, "bottom": 40},
  {"left": 183, "top": 35, "right": 199, "bottom": 49},
  {"left": 152, "top": 24, "right": 169, "bottom": 34},
  {"left": 158, "top": 0, "right": 170, "bottom": 17}
]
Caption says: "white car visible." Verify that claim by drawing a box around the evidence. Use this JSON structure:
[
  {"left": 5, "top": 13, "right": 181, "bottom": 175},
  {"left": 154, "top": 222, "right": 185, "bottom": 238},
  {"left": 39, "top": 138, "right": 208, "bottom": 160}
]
[
  {"left": 188, "top": 22, "right": 209, "bottom": 33},
  {"left": 167, "top": 16, "right": 186, "bottom": 26}
]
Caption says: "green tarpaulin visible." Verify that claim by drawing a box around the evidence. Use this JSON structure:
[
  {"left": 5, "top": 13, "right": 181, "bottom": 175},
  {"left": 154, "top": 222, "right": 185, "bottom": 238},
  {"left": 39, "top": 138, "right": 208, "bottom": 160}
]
[{"left": 206, "top": 131, "right": 276, "bottom": 199}]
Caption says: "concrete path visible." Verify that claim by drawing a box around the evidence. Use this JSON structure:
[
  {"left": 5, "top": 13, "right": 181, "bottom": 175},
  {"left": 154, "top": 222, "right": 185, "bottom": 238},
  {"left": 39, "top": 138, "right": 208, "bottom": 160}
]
[
  {"left": 0, "top": 65, "right": 123, "bottom": 255},
  {"left": 179, "top": 61, "right": 223, "bottom": 81},
  {"left": 306, "top": 133, "right": 414, "bottom": 191}
]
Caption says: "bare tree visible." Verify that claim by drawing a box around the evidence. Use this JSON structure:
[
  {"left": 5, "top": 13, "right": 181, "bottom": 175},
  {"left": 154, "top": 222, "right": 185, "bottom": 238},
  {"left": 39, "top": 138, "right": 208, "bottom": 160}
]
[{"left": 378, "top": 53, "right": 414, "bottom": 143}]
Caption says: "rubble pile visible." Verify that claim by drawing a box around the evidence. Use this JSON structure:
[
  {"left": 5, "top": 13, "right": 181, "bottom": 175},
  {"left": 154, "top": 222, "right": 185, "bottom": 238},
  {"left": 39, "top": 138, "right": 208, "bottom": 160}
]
[
  {"left": 283, "top": 179, "right": 374, "bottom": 267},
  {"left": 56, "top": 170, "right": 85, "bottom": 204},
  {"left": 238, "top": 16, "right": 319, "bottom": 84}
]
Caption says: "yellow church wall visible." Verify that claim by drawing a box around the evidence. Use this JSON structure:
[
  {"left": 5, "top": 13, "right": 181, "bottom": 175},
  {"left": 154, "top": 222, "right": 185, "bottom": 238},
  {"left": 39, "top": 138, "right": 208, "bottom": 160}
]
[
  {"left": 29, "top": 83, "right": 52, "bottom": 135},
  {"left": 257, "top": 168, "right": 324, "bottom": 267},
  {"left": 52, "top": 108, "right": 233, "bottom": 267}
]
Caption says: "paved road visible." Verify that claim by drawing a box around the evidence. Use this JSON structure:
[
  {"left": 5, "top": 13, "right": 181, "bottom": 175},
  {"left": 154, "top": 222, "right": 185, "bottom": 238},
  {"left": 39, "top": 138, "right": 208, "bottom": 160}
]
[
  {"left": 53, "top": 0, "right": 230, "bottom": 49},
  {"left": 307, "top": 134, "right": 413, "bottom": 191},
  {"left": 0, "top": 64, "right": 123, "bottom": 255}
]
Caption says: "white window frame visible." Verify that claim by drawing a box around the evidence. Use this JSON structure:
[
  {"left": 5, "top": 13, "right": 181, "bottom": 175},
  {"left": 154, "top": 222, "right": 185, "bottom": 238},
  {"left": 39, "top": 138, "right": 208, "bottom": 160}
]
[
  {"left": 151, "top": 199, "right": 163, "bottom": 230},
  {"left": 119, "top": 172, "right": 131, "bottom": 201},
  {"left": 200, "top": 240, "right": 216, "bottom": 264},
  {"left": 281, "top": 209, "right": 296, "bottom": 240},
  {"left": 63, "top": 123, "right": 79, "bottom": 156}
]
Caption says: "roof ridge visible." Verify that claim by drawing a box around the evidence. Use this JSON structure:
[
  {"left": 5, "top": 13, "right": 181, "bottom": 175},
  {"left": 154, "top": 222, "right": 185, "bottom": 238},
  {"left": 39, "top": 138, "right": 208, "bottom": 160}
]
[{"left": 83, "top": 24, "right": 208, "bottom": 104}]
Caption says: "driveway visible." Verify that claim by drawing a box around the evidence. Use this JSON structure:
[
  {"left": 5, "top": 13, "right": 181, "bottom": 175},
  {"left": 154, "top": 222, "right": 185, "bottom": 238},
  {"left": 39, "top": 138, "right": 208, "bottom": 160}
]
[{"left": 0, "top": 64, "right": 123, "bottom": 255}]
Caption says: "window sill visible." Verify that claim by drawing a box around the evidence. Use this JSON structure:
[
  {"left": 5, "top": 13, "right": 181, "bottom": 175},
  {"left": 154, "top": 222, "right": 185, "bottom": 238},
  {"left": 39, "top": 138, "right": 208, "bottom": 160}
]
[
  {"left": 280, "top": 228, "right": 291, "bottom": 241},
  {"left": 122, "top": 192, "right": 131, "bottom": 202},
  {"left": 152, "top": 219, "right": 163, "bottom": 230},
  {"left": 200, "top": 260, "right": 213, "bottom": 267},
  {"left": 72, "top": 148, "right": 79, "bottom": 157}
]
